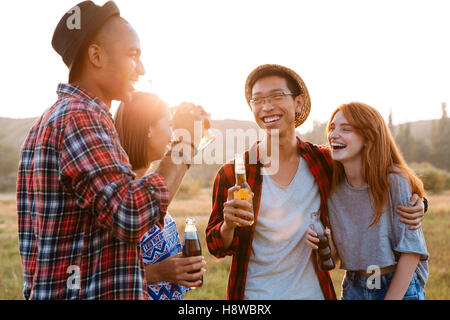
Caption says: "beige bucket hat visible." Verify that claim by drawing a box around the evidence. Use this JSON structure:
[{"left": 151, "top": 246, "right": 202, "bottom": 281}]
[{"left": 245, "top": 64, "right": 311, "bottom": 127}]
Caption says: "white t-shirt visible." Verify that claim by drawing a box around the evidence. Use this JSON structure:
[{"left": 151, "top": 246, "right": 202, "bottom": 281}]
[{"left": 244, "top": 157, "right": 325, "bottom": 300}]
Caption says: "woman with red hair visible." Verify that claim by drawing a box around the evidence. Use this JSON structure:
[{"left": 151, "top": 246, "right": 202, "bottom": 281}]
[{"left": 306, "top": 102, "right": 429, "bottom": 300}]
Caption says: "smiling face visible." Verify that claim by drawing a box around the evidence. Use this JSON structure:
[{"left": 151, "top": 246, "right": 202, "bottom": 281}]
[
  {"left": 77, "top": 17, "right": 146, "bottom": 104},
  {"left": 328, "top": 110, "right": 366, "bottom": 165},
  {"left": 250, "top": 75, "right": 304, "bottom": 135},
  {"left": 99, "top": 18, "right": 145, "bottom": 103}
]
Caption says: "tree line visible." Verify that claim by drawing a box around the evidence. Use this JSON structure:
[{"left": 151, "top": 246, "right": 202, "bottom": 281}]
[
  {"left": 299, "top": 102, "right": 450, "bottom": 193},
  {"left": 0, "top": 104, "right": 449, "bottom": 193}
]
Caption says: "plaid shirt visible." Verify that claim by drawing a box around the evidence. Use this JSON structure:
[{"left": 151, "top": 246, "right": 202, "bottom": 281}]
[
  {"left": 17, "top": 84, "right": 168, "bottom": 300},
  {"left": 206, "top": 137, "right": 337, "bottom": 300}
]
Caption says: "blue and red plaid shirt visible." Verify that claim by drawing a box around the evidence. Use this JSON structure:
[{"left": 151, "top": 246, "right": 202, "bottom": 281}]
[
  {"left": 206, "top": 138, "right": 337, "bottom": 300},
  {"left": 17, "top": 83, "right": 168, "bottom": 300}
]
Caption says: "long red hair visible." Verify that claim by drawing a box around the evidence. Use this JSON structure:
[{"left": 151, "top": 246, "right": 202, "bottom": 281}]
[{"left": 327, "top": 102, "right": 425, "bottom": 227}]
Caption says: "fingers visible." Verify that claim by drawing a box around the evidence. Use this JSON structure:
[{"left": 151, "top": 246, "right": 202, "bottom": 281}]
[
  {"left": 170, "top": 256, "right": 206, "bottom": 282},
  {"left": 174, "top": 103, "right": 204, "bottom": 121},
  {"left": 397, "top": 209, "right": 424, "bottom": 220},
  {"left": 397, "top": 202, "right": 425, "bottom": 228},
  {"left": 178, "top": 268, "right": 205, "bottom": 288},
  {"left": 224, "top": 190, "right": 254, "bottom": 227},
  {"left": 408, "top": 223, "right": 422, "bottom": 231},
  {"left": 399, "top": 217, "right": 423, "bottom": 226},
  {"left": 226, "top": 208, "right": 253, "bottom": 220},
  {"left": 224, "top": 198, "right": 253, "bottom": 210},
  {"left": 306, "top": 226, "right": 318, "bottom": 237},
  {"left": 223, "top": 198, "right": 253, "bottom": 227},
  {"left": 178, "top": 255, "right": 206, "bottom": 268},
  {"left": 397, "top": 205, "right": 424, "bottom": 215},
  {"left": 224, "top": 206, "right": 253, "bottom": 219},
  {"left": 179, "top": 279, "right": 203, "bottom": 288},
  {"left": 305, "top": 226, "right": 319, "bottom": 249},
  {"left": 176, "top": 267, "right": 206, "bottom": 286},
  {"left": 306, "top": 238, "right": 319, "bottom": 250},
  {"left": 224, "top": 212, "right": 253, "bottom": 227},
  {"left": 227, "top": 185, "right": 241, "bottom": 201},
  {"left": 409, "top": 193, "right": 420, "bottom": 206}
]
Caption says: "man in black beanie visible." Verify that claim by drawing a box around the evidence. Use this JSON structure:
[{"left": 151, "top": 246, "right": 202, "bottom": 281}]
[{"left": 17, "top": 1, "right": 205, "bottom": 299}]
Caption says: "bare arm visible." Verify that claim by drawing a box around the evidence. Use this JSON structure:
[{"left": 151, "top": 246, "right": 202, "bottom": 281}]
[
  {"left": 155, "top": 102, "right": 204, "bottom": 204},
  {"left": 155, "top": 152, "right": 190, "bottom": 204},
  {"left": 384, "top": 252, "right": 420, "bottom": 300}
]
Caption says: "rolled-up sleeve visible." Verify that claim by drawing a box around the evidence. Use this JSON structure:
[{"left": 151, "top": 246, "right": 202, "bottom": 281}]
[
  {"left": 60, "top": 110, "right": 168, "bottom": 243},
  {"left": 206, "top": 167, "right": 239, "bottom": 258},
  {"left": 390, "top": 173, "right": 429, "bottom": 261}
]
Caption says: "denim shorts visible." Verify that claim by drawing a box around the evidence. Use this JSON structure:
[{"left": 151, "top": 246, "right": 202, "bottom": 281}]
[{"left": 341, "top": 270, "right": 426, "bottom": 300}]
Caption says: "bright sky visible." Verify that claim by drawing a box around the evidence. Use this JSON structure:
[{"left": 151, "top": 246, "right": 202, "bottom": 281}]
[{"left": 1, "top": 0, "right": 449, "bottom": 133}]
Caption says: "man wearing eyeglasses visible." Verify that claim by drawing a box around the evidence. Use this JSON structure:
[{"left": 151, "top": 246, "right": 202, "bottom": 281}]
[{"left": 205, "top": 64, "right": 426, "bottom": 300}]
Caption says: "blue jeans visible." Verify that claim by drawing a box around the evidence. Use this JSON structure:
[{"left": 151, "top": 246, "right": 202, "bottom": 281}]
[{"left": 341, "top": 271, "right": 426, "bottom": 300}]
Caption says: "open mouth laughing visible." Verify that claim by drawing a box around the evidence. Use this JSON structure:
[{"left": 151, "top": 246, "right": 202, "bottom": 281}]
[{"left": 330, "top": 142, "right": 347, "bottom": 151}]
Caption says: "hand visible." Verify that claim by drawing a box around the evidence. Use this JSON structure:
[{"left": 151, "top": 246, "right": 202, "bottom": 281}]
[
  {"left": 306, "top": 226, "right": 338, "bottom": 260},
  {"left": 397, "top": 193, "right": 424, "bottom": 230},
  {"left": 155, "top": 213, "right": 167, "bottom": 230},
  {"left": 222, "top": 185, "right": 254, "bottom": 230},
  {"left": 171, "top": 102, "right": 205, "bottom": 148},
  {"left": 145, "top": 253, "right": 206, "bottom": 288},
  {"left": 305, "top": 226, "right": 320, "bottom": 249}
]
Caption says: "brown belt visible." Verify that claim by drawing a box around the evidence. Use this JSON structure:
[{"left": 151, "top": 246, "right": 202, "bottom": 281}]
[{"left": 355, "top": 265, "right": 397, "bottom": 277}]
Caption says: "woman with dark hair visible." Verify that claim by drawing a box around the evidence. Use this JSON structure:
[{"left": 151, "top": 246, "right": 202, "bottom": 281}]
[{"left": 114, "top": 92, "right": 206, "bottom": 300}]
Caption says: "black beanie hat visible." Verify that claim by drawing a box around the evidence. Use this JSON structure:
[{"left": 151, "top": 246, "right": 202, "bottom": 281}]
[{"left": 51, "top": 1, "right": 120, "bottom": 69}]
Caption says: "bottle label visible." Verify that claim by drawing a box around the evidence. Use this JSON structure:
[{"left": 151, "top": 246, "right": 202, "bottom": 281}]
[
  {"left": 184, "top": 231, "right": 199, "bottom": 240},
  {"left": 234, "top": 188, "right": 251, "bottom": 201}
]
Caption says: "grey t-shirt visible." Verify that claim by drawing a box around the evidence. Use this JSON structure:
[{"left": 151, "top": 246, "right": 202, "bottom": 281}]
[
  {"left": 244, "top": 157, "right": 324, "bottom": 300},
  {"left": 327, "top": 171, "right": 429, "bottom": 287}
]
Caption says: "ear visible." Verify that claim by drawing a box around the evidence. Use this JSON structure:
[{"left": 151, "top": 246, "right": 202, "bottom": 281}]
[
  {"left": 87, "top": 44, "right": 103, "bottom": 68},
  {"left": 294, "top": 94, "right": 305, "bottom": 114}
]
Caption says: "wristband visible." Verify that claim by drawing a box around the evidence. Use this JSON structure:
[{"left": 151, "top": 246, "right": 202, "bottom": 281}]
[
  {"left": 423, "top": 197, "right": 428, "bottom": 213},
  {"left": 179, "top": 140, "right": 198, "bottom": 156}
]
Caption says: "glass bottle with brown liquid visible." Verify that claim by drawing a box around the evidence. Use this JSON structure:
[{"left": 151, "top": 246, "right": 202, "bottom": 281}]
[
  {"left": 182, "top": 218, "right": 203, "bottom": 289},
  {"left": 233, "top": 153, "right": 254, "bottom": 227},
  {"left": 310, "top": 211, "right": 335, "bottom": 271}
]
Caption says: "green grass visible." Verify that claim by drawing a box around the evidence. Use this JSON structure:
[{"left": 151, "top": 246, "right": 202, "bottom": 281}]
[
  {"left": 173, "top": 218, "right": 231, "bottom": 300},
  {"left": 1, "top": 192, "right": 449, "bottom": 300},
  {"left": 0, "top": 198, "right": 23, "bottom": 300},
  {"left": 419, "top": 208, "right": 450, "bottom": 299}
]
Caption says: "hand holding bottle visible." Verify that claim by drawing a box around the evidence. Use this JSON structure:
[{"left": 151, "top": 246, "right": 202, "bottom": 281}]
[
  {"left": 144, "top": 253, "right": 206, "bottom": 288},
  {"left": 306, "top": 211, "right": 336, "bottom": 271},
  {"left": 306, "top": 226, "right": 332, "bottom": 250},
  {"left": 223, "top": 185, "right": 254, "bottom": 229}
]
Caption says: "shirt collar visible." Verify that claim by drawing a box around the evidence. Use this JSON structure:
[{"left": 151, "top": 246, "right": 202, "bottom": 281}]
[
  {"left": 56, "top": 83, "right": 111, "bottom": 115},
  {"left": 250, "top": 136, "right": 305, "bottom": 166}
]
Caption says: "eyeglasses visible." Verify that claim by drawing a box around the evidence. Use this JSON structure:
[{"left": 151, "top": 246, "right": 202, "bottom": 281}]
[{"left": 249, "top": 91, "right": 294, "bottom": 108}]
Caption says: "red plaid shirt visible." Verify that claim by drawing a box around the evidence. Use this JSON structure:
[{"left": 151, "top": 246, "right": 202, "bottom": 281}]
[
  {"left": 206, "top": 137, "right": 337, "bottom": 300},
  {"left": 17, "top": 84, "right": 168, "bottom": 299}
]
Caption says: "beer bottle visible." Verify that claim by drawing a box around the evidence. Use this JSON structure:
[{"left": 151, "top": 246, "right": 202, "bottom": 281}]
[
  {"left": 233, "top": 153, "right": 254, "bottom": 226},
  {"left": 310, "top": 211, "right": 335, "bottom": 271},
  {"left": 182, "top": 218, "right": 203, "bottom": 288}
]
